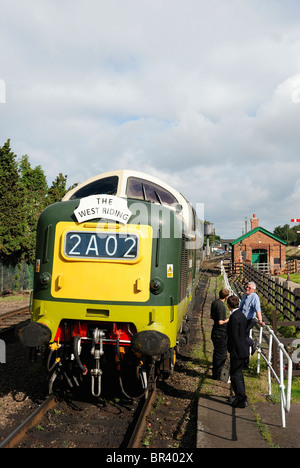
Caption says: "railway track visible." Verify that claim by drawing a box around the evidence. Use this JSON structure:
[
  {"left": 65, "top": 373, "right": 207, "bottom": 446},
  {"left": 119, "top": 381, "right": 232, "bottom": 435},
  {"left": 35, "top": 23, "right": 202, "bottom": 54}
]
[
  {"left": 0, "top": 303, "right": 157, "bottom": 449},
  {"left": 0, "top": 388, "right": 157, "bottom": 448},
  {"left": 0, "top": 306, "right": 30, "bottom": 334},
  {"left": 0, "top": 265, "right": 217, "bottom": 450},
  {"left": 0, "top": 394, "right": 56, "bottom": 448}
]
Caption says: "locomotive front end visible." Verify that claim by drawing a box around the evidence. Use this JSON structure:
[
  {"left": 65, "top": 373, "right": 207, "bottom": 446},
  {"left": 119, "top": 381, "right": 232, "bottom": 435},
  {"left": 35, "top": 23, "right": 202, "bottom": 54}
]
[
  {"left": 18, "top": 170, "right": 200, "bottom": 398},
  {"left": 20, "top": 197, "right": 179, "bottom": 397}
]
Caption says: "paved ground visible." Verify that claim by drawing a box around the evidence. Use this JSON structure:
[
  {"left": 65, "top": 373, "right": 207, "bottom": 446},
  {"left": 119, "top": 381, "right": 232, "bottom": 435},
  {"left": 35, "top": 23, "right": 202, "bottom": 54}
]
[
  {"left": 197, "top": 387, "right": 269, "bottom": 448},
  {"left": 254, "top": 401, "right": 300, "bottom": 448},
  {"left": 196, "top": 268, "right": 300, "bottom": 449},
  {"left": 197, "top": 381, "right": 300, "bottom": 448}
]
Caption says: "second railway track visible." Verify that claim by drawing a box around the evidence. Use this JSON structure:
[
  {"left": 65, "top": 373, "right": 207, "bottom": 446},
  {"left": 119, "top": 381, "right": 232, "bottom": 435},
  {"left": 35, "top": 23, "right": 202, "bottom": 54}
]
[
  {"left": 0, "top": 388, "right": 157, "bottom": 448},
  {"left": 0, "top": 261, "right": 219, "bottom": 449},
  {"left": 0, "top": 306, "right": 30, "bottom": 334}
]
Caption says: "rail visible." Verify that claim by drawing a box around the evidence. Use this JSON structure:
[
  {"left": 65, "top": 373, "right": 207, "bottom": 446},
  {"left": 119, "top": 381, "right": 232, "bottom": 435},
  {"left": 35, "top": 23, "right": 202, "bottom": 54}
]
[
  {"left": 0, "top": 306, "right": 30, "bottom": 335},
  {"left": 0, "top": 389, "right": 156, "bottom": 448},
  {"left": 126, "top": 388, "right": 157, "bottom": 448},
  {"left": 220, "top": 261, "right": 235, "bottom": 296},
  {"left": 0, "top": 395, "right": 57, "bottom": 448},
  {"left": 256, "top": 321, "right": 292, "bottom": 428}
]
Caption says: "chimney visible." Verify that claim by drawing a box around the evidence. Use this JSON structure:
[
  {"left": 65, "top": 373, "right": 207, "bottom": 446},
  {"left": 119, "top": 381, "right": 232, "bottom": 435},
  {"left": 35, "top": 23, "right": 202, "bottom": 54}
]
[{"left": 250, "top": 214, "right": 259, "bottom": 230}]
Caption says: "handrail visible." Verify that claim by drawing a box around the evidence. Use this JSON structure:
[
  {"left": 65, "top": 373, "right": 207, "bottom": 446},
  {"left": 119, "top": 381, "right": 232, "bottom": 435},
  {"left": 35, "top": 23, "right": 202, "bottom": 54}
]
[
  {"left": 220, "top": 260, "right": 235, "bottom": 296},
  {"left": 256, "top": 321, "right": 292, "bottom": 428}
]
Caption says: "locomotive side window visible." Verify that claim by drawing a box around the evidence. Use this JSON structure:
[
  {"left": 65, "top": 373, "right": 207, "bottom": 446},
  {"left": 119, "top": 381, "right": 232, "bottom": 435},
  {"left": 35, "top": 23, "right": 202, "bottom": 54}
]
[
  {"left": 127, "top": 177, "right": 178, "bottom": 206},
  {"left": 70, "top": 176, "right": 119, "bottom": 200}
]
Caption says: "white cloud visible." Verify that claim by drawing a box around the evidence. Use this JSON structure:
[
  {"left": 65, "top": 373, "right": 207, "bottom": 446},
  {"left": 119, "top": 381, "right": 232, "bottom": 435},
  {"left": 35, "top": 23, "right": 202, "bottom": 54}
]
[{"left": 1, "top": 0, "right": 300, "bottom": 238}]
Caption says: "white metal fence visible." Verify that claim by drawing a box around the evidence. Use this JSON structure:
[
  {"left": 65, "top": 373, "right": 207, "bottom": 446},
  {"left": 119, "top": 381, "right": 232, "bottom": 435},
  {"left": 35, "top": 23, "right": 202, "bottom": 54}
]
[
  {"left": 256, "top": 322, "right": 292, "bottom": 428},
  {"left": 220, "top": 260, "right": 235, "bottom": 296}
]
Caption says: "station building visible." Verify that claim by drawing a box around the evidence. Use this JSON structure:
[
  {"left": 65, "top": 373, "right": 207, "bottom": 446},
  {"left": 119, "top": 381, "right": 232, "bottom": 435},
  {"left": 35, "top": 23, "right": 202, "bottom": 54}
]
[{"left": 231, "top": 214, "right": 287, "bottom": 274}]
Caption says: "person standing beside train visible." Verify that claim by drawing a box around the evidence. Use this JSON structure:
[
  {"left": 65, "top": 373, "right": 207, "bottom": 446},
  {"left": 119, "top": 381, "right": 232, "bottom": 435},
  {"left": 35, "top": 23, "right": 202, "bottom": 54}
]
[
  {"left": 210, "top": 289, "right": 230, "bottom": 380},
  {"left": 227, "top": 295, "right": 250, "bottom": 408},
  {"left": 240, "top": 282, "right": 264, "bottom": 325},
  {"left": 240, "top": 281, "right": 265, "bottom": 353}
]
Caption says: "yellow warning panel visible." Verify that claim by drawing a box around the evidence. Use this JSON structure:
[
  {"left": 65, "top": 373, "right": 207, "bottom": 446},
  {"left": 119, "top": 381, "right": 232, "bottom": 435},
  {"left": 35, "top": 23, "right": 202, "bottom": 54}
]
[{"left": 167, "top": 264, "right": 174, "bottom": 278}]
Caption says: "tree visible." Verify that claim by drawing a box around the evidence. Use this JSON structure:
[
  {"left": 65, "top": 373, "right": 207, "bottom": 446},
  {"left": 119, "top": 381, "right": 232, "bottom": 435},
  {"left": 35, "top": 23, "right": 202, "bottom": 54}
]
[
  {"left": 47, "top": 173, "right": 68, "bottom": 204},
  {"left": 0, "top": 140, "right": 26, "bottom": 266},
  {"left": 273, "top": 224, "right": 300, "bottom": 245},
  {"left": 289, "top": 224, "right": 300, "bottom": 246},
  {"left": 19, "top": 155, "right": 48, "bottom": 263},
  {"left": 0, "top": 139, "right": 75, "bottom": 270},
  {"left": 273, "top": 224, "right": 290, "bottom": 243}
]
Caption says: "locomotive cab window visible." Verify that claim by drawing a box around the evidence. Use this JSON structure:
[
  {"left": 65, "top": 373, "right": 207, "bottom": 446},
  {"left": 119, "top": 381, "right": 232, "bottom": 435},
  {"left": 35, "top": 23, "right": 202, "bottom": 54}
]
[
  {"left": 127, "top": 177, "right": 178, "bottom": 206},
  {"left": 70, "top": 176, "right": 119, "bottom": 200}
]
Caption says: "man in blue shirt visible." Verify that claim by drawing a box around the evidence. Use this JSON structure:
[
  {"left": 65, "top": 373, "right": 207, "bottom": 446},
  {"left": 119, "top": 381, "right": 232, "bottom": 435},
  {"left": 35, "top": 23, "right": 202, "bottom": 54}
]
[
  {"left": 240, "top": 282, "right": 264, "bottom": 325},
  {"left": 240, "top": 282, "right": 265, "bottom": 354}
]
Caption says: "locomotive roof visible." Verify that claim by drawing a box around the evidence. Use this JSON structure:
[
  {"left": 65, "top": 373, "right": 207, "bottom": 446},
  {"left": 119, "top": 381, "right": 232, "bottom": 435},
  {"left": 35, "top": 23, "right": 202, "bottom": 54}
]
[{"left": 62, "top": 170, "right": 196, "bottom": 234}]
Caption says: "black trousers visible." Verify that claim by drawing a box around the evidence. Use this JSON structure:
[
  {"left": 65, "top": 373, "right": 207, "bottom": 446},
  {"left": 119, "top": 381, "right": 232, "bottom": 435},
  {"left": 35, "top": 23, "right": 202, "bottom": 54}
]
[
  {"left": 246, "top": 318, "right": 256, "bottom": 347},
  {"left": 211, "top": 330, "right": 227, "bottom": 379},
  {"left": 230, "top": 357, "right": 248, "bottom": 402}
]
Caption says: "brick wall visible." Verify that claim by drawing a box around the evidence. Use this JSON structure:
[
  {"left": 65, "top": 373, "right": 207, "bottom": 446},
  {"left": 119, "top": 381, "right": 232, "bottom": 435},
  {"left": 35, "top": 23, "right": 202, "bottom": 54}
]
[{"left": 232, "top": 229, "right": 286, "bottom": 274}]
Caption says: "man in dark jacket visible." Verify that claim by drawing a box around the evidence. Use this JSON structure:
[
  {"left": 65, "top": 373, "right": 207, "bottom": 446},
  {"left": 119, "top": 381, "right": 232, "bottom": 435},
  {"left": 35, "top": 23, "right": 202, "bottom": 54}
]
[
  {"left": 227, "top": 295, "right": 250, "bottom": 408},
  {"left": 210, "top": 289, "right": 230, "bottom": 380}
]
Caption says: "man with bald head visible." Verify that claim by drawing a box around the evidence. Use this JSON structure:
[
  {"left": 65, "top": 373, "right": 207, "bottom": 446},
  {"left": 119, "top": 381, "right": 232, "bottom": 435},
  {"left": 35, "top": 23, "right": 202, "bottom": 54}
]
[{"left": 240, "top": 281, "right": 265, "bottom": 353}]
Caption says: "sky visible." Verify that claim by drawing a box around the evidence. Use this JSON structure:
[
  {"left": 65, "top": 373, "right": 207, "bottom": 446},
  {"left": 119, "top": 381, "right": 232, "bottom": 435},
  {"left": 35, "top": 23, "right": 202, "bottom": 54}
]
[{"left": 1, "top": 0, "right": 300, "bottom": 239}]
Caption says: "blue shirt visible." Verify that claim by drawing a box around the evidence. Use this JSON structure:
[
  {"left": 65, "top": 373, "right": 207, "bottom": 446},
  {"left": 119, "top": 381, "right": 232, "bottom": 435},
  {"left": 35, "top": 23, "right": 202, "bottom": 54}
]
[{"left": 240, "top": 293, "right": 261, "bottom": 320}]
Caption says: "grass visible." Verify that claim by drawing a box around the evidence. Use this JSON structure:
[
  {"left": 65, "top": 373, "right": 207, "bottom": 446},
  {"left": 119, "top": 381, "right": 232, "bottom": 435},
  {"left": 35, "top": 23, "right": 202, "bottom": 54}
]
[
  {"left": 244, "top": 357, "right": 269, "bottom": 403},
  {"left": 0, "top": 294, "right": 28, "bottom": 303},
  {"left": 251, "top": 405, "right": 278, "bottom": 447},
  {"left": 286, "top": 246, "right": 300, "bottom": 260},
  {"left": 291, "top": 377, "right": 300, "bottom": 401},
  {"left": 279, "top": 273, "right": 300, "bottom": 284},
  {"left": 244, "top": 359, "right": 300, "bottom": 403}
]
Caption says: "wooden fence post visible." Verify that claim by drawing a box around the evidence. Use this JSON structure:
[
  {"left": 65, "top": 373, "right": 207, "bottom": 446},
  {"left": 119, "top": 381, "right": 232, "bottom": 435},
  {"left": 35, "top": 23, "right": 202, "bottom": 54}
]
[
  {"left": 275, "top": 278, "right": 281, "bottom": 312},
  {"left": 283, "top": 284, "right": 289, "bottom": 320},
  {"left": 294, "top": 288, "right": 300, "bottom": 320}
]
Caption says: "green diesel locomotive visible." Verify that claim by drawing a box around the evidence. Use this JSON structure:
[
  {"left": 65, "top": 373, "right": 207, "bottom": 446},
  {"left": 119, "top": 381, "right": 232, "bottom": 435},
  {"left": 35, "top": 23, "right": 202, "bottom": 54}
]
[{"left": 18, "top": 170, "right": 202, "bottom": 397}]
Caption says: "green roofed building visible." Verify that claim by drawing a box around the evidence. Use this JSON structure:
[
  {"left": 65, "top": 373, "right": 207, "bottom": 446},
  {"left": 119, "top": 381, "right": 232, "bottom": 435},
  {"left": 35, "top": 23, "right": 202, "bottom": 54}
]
[{"left": 231, "top": 214, "right": 287, "bottom": 274}]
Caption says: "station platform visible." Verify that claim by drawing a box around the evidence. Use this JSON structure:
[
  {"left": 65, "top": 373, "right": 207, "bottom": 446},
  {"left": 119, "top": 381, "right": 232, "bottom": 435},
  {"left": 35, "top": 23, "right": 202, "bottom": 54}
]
[
  {"left": 196, "top": 381, "right": 300, "bottom": 448},
  {"left": 197, "top": 382, "right": 269, "bottom": 448},
  {"left": 196, "top": 262, "right": 300, "bottom": 449}
]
